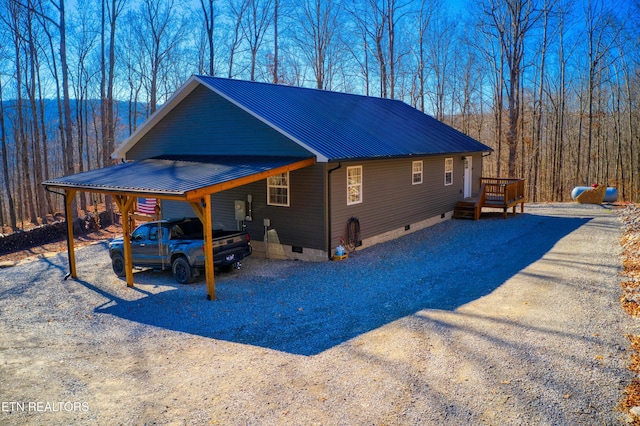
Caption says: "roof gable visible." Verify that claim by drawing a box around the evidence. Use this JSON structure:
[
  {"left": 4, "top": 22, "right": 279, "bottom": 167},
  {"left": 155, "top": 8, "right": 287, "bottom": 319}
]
[
  {"left": 115, "top": 75, "right": 491, "bottom": 161},
  {"left": 124, "top": 84, "right": 313, "bottom": 160}
]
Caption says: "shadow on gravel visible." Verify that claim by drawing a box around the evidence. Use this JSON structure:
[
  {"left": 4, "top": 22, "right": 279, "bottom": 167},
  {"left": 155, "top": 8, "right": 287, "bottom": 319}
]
[{"left": 92, "top": 212, "right": 590, "bottom": 356}]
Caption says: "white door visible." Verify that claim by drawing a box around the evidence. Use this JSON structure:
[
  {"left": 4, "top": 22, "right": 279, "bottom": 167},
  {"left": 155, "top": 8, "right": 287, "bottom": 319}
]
[{"left": 463, "top": 156, "right": 472, "bottom": 198}]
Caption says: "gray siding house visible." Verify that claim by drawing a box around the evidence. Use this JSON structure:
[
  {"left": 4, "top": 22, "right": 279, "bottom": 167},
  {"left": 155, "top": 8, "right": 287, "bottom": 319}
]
[{"left": 114, "top": 75, "right": 492, "bottom": 261}]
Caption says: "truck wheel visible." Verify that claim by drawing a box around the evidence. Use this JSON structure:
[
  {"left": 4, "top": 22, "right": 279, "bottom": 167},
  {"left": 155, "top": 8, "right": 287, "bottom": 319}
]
[
  {"left": 219, "top": 264, "right": 233, "bottom": 273},
  {"left": 111, "top": 253, "right": 126, "bottom": 277},
  {"left": 172, "top": 256, "right": 194, "bottom": 284}
]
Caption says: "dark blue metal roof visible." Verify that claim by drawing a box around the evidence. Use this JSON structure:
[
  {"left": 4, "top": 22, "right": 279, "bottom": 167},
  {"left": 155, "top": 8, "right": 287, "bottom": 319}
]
[
  {"left": 44, "top": 156, "right": 314, "bottom": 196},
  {"left": 196, "top": 76, "right": 492, "bottom": 161}
]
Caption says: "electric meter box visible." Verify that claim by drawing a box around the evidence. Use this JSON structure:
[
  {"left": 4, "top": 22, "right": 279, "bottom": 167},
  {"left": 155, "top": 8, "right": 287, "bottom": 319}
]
[{"left": 234, "top": 200, "right": 246, "bottom": 221}]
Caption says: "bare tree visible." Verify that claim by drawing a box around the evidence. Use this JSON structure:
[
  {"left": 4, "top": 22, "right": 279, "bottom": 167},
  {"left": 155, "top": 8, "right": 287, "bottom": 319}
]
[
  {"left": 384, "top": 0, "right": 411, "bottom": 99},
  {"left": 28, "top": 0, "right": 78, "bottom": 221},
  {"left": 199, "top": 0, "right": 215, "bottom": 76},
  {"left": 227, "top": 0, "right": 249, "bottom": 78},
  {"left": 345, "top": 0, "right": 387, "bottom": 97},
  {"left": 453, "top": 44, "right": 483, "bottom": 136},
  {"left": 294, "top": 0, "right": 342, "bottom": 89},
  {"left": 0, "top": 73, "right": 17, "bottom": 230},
  {"left": 131, "top": 0, "right": 187, "bottom": 114},
  {"left": 550, "top": 0, "right": 571, "bottom": 201},
  {"left": 343, "top": 4, "right": 372, "bottom": 96},
  {"left": 242, "top": 0, "right": 274, "bottom": 81},
  {"left": 481, "top": 0, "right": 541, "bottom": 177},
  {"left": 70, "top": 1, "right": 99, "bottom": 212},
  {"left": 410, "top": 0, "right": 435, "bottom": 112},
  {"left": 617, "top": 40, "right": 638, "bottom": 200},
  {"left": 100, "top": 0, "right": 125, "bottom": 219},
  {"left": 473, "top": 3, "right": 506, "bottom": 176},
  {"left": 423, "top": 0, "right": 457, "bottom": 120},
  {"left": 582, "top": 0, "right": 623, "bottom": 185},
  {"left": 24, "top": 1, "right": 50, "bottom": 219},
  {"left": 5, "top": 0, "right": 37, "bottom": 225},
  {"left": 528, "top": 0, "right": 554, "bottom": 202},
  {"left": 0, "top": 0, "right": 639, "bottom": 229},
  {"left": 348, "top": 0, "right": 410, "bottom": 99},
  {"left": 271, "top": 0, "right": 278, "bottom": 82},
  {"left": 365, "top": 0, "right": 387, "bottom": 97}
]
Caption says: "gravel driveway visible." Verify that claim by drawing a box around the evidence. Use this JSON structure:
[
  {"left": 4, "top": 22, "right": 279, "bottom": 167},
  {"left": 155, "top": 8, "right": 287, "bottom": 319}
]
[{"left": 0, "top": 203, "right": 636, "bottom": 425}]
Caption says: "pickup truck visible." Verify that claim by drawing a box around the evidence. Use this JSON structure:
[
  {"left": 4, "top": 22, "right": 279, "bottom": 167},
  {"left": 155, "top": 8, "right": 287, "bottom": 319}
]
[{"left": 108, "top": 218, "right": 252, "bottom": 284}]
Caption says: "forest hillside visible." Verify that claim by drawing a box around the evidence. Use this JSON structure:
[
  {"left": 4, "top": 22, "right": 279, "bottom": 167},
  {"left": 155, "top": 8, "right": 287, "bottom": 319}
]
[{"left": 0, "top": 0, "right": 638, "bottom": 233}]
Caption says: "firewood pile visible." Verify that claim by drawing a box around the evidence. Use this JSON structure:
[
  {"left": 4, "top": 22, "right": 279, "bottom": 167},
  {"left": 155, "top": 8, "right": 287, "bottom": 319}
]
[{"left": 0, "top": 211, "right": 114, "bottom": 256}]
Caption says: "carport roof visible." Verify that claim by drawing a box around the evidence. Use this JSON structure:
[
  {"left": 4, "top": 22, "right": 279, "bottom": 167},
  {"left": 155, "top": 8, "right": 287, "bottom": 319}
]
[{"left": 43, "top": 155, "right": 315, "bottom": 200}]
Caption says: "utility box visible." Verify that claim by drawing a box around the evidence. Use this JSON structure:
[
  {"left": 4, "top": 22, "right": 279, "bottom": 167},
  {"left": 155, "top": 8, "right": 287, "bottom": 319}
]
[{"left": 234, "top": 200, "right": 246, "bottom": 221}]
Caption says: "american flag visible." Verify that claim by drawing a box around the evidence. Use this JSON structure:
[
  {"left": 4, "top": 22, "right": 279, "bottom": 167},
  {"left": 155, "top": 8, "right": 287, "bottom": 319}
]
[{"left": 137, "top": 198, "right": 157, "bottom": 215}]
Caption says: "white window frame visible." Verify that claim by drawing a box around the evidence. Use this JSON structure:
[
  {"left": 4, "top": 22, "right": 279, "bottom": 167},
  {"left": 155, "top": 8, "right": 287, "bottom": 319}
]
[
  {"left": 347, "top": 166, "right": 363, "bottom": 205},
  {"left": 267, "top": 172, "right": 290, "bottom": 206},
  {"left": 412, "top": 160, "right": 423, "bottom": 185},
  {"left": 444, "top": 158, "right": 453, "bottom": 186}
]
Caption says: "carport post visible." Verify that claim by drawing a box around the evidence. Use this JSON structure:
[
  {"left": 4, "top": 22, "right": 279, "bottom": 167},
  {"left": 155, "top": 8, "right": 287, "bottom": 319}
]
[
  {"left": 190, "top": 197, "right": 216, "bottom": 300},
  {"left": 65, "top": 189, "right": 77, "bottom": 279},
  {"left": 203, "top": 195, "right": 215, "bottom": 300},
  {"left": 114, "top": 195, "right": 136, "bottom": 287}
]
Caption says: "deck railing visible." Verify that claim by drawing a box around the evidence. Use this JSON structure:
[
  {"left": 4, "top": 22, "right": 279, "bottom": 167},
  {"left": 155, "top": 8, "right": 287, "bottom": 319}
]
[
  {"left": 454, "top": 178, "right": 526, "bottom": 220},
  {"left": 480, "top": 178, "right": 525, "bottom": 203},
  {"left": 479, "top": 177, "right": 526, "bottom": 218}
]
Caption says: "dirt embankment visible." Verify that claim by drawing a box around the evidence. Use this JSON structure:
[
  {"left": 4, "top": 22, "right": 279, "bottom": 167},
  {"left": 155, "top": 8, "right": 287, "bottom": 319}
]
[{"left": 618, "top": 205, "right": 640, "bottom": 423}]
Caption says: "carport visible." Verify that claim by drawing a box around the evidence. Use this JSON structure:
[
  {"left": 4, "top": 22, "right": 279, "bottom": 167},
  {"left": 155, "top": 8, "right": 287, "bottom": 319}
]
[{"left": 43, "top": 155, "right": 316, "bottom": 300}]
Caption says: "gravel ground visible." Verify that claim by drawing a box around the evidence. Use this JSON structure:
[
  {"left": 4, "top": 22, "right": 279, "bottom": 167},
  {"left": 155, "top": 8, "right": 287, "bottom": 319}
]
[{"left": 0, "top": 202, "right": 637, "bottom": 425}]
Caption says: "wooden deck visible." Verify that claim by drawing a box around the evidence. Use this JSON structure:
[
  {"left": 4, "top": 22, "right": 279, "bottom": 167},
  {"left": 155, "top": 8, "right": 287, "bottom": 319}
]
[{"left": 453, "top": 178, "right": 526, "bottom": 220}]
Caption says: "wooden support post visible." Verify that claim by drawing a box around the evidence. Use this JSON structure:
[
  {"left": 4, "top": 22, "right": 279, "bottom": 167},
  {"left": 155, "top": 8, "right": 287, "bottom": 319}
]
[
  {"left": 192, "top": 199, "right": 215, "bottom": 300},
  {"left": 114, "top": 195, "right": 136, "bottom": 287},
  {"left": 65, "top": 189, "right": 77, "bottom": 279},
  {"left": 189, "top": 202, "right": 205, "bottom": 224},
  {"left": 191, "top": 200, "right": 215, "bottom": 299},
  {"left": 203, "top": 196, "right": 215, "bottom": 300}
]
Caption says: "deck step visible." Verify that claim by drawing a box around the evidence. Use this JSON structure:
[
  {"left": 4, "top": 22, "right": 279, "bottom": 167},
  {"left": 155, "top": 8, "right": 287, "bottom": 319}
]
[
  {"left": 456, "top": 201, "right": 476, "bottom": 208},
  {"left": 453, "top": 200, "right": 478, "bottom": 220}
]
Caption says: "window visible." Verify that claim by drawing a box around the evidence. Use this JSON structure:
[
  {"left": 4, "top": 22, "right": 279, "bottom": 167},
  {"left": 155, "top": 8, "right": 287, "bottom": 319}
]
[
  {"left": 444, "top": 158, "right": 453, "bottom": 186},
  {"left": 149, "top": 226, "right": 159, "bottom": 241},
  {"left": 347, "top": 166, "right": 363, "bottom": 205},
  {"left": 131, "top": 225, "right": 149, "bottom": 241},
  {"left": 412, "top": 161, "right": 423, "bottom": 185},
  {"left": 267, "top": 172, "right": 290, "bottom": 206}
]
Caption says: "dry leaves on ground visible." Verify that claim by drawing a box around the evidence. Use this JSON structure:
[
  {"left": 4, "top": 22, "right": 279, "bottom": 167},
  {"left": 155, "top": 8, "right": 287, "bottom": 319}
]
[{"left": 619, "top": 205, "right": 640, "bottom": 423}]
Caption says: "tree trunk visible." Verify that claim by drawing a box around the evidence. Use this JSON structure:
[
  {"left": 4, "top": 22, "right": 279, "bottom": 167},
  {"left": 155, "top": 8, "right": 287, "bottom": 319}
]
[
  {"left": 272, "top": 0, "right": 278, "bottom": 83},
  {"left": 0, "top": 76, "right": 17, "bottom": 230},
  {"left": 386, "top": 0, "right": 395, "bottom": 99},
  {"left": 26, "top": 12, "right": 47, "bottom": 220},
  {"left": 13, "top": 21, "right": 38, "bottom": 224}
]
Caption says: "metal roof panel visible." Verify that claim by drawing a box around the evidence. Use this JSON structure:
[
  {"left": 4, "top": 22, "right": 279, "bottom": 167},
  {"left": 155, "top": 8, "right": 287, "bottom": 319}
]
[
  {"left": 43, "top": 156, "right": 314, "bottom": 196},
  {"left": 196, "top": 76, "right": 492, "bottom": 161}
]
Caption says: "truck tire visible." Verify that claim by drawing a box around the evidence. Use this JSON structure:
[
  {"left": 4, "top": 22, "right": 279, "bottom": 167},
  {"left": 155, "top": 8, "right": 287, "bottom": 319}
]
[
  {"left": 219, "top": 263, "right": 234, "bottom": 273},
  {"left": 111, "top": 253, "right": 126, "bottom": 277},
  {"left": 172, "top": 256, "right": 194, "bottom": 284}
]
